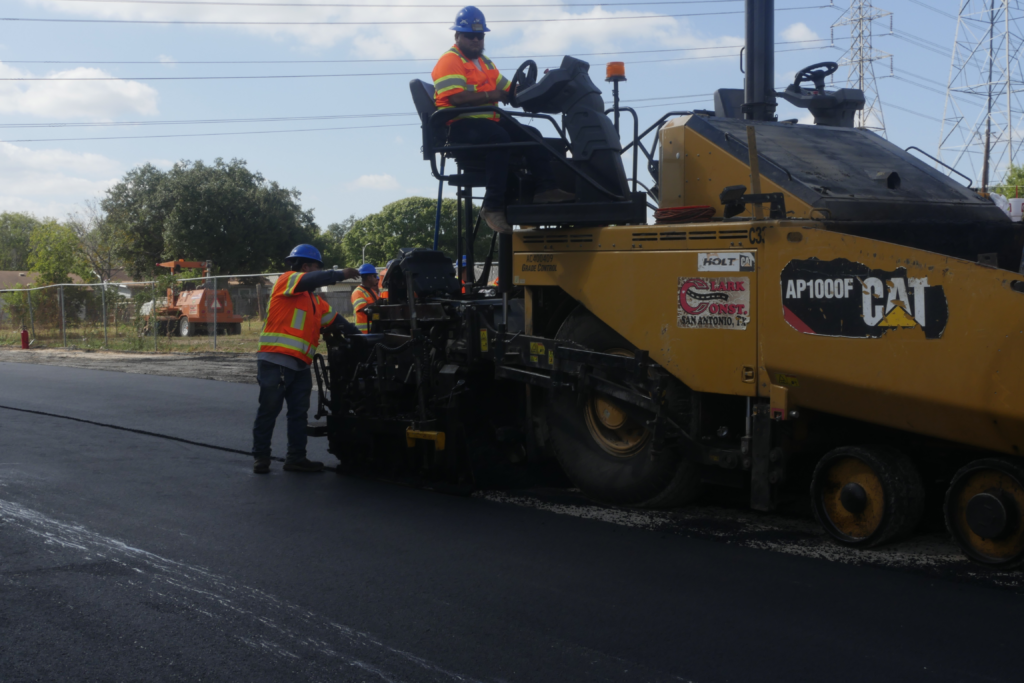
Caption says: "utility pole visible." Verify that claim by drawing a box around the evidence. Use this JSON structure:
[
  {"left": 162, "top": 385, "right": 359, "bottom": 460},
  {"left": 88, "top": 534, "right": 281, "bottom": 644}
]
[
  {"left": 362, "top": 242, "right": 373, "bottom": 264},
  {"left": 832, "top": 0, "right": 892, "bottom": 137},
  {"left": 940, "top": 0, "right": 1023, "bottom": 191}
]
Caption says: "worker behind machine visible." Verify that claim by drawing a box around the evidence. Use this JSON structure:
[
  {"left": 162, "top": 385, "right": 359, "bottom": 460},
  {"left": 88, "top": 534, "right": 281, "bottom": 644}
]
[
  {"left": 432, "top": 6, "right": 573, "bottom": 235},
  {"left": 251, "top": 245, "right": 360, "bottom": 474},
  {"left": 351, "top": 263, "right": 379, "bottom": 333}
]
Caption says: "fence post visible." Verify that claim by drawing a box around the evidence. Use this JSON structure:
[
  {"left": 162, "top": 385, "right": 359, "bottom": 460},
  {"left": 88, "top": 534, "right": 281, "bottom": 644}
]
[
  {"left": 152, "top": 283, "right": 158, "bottom": 352},
  {"left": 212, "top": 274, "right": 218, "bottom": 351},
  {"left": 59, "top": 285, "right": 67, "bottom": 348},
  {"left": 27, "top": 289, "right": 34, "bottom": 340},
  {"left": 101, "top": 282, "right": 108, "bottom": 348}
]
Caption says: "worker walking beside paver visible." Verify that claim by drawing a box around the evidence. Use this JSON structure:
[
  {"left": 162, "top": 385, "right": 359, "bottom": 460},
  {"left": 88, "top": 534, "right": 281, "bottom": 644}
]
[
  {"left": 252, "top": 244, "right": 360, "bottom": 474},
  {"left": 351, "top": 263, "right": 379, "bottom": 334}
]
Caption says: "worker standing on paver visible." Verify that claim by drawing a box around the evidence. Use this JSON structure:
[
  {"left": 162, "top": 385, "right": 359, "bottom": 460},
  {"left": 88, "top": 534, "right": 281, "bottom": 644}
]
[
  {"left": 252, "top": 244, "right": 360, "bottom": 474},
  {"left": 350, "top": 263, "right": 379, "bottom": 334}
]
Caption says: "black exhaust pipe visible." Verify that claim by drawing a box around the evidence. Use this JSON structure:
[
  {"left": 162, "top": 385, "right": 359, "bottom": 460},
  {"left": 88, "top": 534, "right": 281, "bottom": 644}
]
[{"left": 743, "top": 0, "right": 776, "bottom": 121}]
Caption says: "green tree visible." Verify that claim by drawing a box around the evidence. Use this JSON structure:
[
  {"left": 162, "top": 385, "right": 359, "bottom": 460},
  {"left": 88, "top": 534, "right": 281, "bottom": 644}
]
[
  {"left": 66, "top": 200, "right": 122, "bottom": 282},
  {"left": 993, "top": 164, "right": 1024, "bottom": 197},
  {"left": 338, "top": 197, "right": 489, "bottom": 268},
  {"left": 28, "top": 219, "right": 89, "bottom": 285},
  {"left": 101, "top": 163, "right": 169, "bottom": 279},
  {"left": 314, "top": 216, "right": 356, "bottom": 269},
  {"left": 0, "top": 212, "right": 41, "bottom": 271},
  {"left": 160, "top": 158, "right": 318, "bottom": 274}
]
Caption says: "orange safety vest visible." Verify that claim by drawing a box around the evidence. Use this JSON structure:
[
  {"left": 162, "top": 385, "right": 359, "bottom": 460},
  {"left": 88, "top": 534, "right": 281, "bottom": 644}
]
[
  {"left": 432, "top": 46, "right": 510, "bottom": 124},
  {"left": 379, "top": 267, "right": 389, "bottom": 300},
  {"left": 351, "top": 284, "right": 378, "bottom": 334},
  {"left": 257, "top": 271, "right": 338, "bottom": 365}
]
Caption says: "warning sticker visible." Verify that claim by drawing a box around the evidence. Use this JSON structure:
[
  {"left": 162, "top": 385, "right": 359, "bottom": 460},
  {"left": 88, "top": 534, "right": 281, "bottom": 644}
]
[
  {"left": 677, "top": 277, "right": 751, "bottom": 330},
  {"left": 781, "top": 258, "right": 948, "bottom": 339}
]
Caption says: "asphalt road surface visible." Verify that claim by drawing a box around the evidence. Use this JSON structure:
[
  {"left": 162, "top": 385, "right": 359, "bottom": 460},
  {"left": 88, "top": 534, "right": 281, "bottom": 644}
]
[{"left": 1, "top": 362, "right": 1021, "bottom": 682}]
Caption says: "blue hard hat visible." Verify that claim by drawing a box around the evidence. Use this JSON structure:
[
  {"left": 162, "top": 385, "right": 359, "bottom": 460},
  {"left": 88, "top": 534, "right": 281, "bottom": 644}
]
[
  {"left": 451, "top": 6, "right": 490, "bottom": 32},
  {"left": 358, "top": 263, "right": 377, "bottom": 275},
  {"left": 286, "top": 244, "right": 323, "bottom": 265},
  {"left": 461, "top": 255, "right": 467, "bottom": 266}
]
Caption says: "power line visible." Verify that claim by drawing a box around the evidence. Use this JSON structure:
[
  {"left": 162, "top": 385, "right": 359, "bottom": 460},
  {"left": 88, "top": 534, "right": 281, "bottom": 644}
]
[
  {"left": 0, "top": 45, "right": 835, "bottom": 81},
  {"left": 1, "top": 121, "right": 420, "bottom": 143},
  {"left": 906, "top": 0, "right": 957, "bottom": 21},
  {"left": 884, "top": 101, "right": 943, "bottom": 122},
  {"left": 0, "top": 38, "right": 842, "bottom": 65},
  {"left": 43, "top": 0, "right": 741, "bottom": 6},
  {"left": 0, "top": 112, "right": 418, "bottom": 128},
  {"left": 0, "top": 5, "right": 833, "bottom": 26}
]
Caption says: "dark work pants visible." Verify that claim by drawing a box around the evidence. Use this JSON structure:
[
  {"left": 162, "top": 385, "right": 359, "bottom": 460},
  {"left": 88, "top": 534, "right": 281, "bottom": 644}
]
[
  {"left": 251, "top": 360, "right": 312, "bottom": 462},
  {"left": 448, "top": 117, "right": 557, "bottom": 209}
]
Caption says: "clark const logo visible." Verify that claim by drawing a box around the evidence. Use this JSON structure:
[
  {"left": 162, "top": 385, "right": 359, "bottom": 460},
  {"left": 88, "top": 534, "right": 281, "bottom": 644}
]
[
  {"left": 781, "top": 258, "right": 948, "bottom": 339},
  {"left": 677, "top": 277, "right": 750, "bottom": 330}
]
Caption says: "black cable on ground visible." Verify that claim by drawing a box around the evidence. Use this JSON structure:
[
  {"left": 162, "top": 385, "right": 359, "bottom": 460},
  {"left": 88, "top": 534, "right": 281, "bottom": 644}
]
[{"left": 0, "top": 403, "right": 336, "bottom": 470}]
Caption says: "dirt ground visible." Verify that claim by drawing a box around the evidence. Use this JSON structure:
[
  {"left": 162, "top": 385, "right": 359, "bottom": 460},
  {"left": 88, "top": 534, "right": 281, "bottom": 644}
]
[{"left": 0, "top": 347, "right": 257, "bottom": 384}]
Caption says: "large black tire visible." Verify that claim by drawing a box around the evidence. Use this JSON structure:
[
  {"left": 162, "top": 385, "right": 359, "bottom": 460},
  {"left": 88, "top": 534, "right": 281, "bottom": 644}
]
[
  {"left": 810, "top": 445, "right": 925, "bottom": 548},
  {"left": 944, "top": 457, "right": 1024, "bottom": 569},
  {"left": 546, "top": 306, "right": 701, "bottom": 508}
]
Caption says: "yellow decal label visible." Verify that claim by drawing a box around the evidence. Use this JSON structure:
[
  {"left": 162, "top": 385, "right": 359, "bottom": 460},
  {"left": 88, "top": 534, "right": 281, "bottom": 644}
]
[
  {"left": 548, "top": 349, "right": 554, "bottom": 365},
  {"left": 776, "top": 373, "right": 799, "bottom": 387},
  {"left": 529, "top": 342, "right": 545, "bottom": 356},
  {"left": 479, "top": 329, "right": 489, "bottom": 352},
  {"left": 530, "top": 355, "right": 539, "bottom": 363}
]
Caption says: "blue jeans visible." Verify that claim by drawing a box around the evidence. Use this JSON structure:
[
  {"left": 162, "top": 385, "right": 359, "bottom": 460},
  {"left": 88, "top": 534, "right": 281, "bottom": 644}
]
[{"left": 252, "top": 360, "right": 312, "bottom": 462}]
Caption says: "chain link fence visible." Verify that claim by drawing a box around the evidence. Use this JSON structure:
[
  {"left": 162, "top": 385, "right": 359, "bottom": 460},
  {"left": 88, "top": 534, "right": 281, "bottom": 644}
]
[{"left": 0, "top": 273, "right": 304, "bottom": 353}]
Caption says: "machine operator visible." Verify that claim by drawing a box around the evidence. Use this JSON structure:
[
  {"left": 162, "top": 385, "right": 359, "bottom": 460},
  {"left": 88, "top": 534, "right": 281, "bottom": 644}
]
[
  {"left": 251, "top": 244, "right": 360, "bottom": 474},
  {"left": 351, "top": 263, "right": 379, "bottom": 333},
  {"left": 432, "top": 6, "right": 573, "bottom": 235}
]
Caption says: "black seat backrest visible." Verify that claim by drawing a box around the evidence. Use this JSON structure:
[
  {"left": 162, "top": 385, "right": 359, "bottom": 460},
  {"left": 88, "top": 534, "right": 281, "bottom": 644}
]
[
  {"left": 410, "top": 79, "right": 436, "bottom": 123},
  {"left": 410, "top": 79, "right": 446, "bottom": 160}
]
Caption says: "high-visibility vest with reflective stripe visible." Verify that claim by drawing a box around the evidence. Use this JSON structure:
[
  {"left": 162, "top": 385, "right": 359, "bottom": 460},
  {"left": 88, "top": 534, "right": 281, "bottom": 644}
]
[
  {"left": 258, "top": 271, "right": 337, "bottom": 365},
  {"left": 432, "top": 46, "right": 510, "bottom": 124},
  {"left": 379, "top": 267, "right": 389, "bottom": 300},
  {"left": 351, "top": 284, "right": 378, "bottom": 334}
]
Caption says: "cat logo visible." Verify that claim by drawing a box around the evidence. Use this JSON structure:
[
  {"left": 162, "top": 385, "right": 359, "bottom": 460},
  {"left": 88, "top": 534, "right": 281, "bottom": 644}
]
[{"left": 781, "top": 258, "right": 948, "bottom": 339}]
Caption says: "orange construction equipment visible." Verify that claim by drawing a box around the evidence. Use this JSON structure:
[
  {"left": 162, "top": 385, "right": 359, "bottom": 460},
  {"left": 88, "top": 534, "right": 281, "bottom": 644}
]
[{"left": 150, "top": 259, "right": 244, "bottom": 337}]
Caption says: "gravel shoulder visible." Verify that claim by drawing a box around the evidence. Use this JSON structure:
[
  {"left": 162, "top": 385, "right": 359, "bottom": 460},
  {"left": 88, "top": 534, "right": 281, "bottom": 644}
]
[{"left": 0, "top": 347, "right": 256, "bottom": 384}]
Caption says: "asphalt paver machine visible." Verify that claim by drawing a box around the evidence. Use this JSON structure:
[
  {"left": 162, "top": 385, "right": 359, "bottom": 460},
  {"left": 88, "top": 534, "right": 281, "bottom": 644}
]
[{"left": 313, "top": 0, "right": 1024, "bottom": 568}]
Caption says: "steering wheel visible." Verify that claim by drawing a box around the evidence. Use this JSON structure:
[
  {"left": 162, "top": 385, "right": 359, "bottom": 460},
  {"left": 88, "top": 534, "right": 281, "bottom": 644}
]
[
  {"left": 508, "top": 59, "right": 538, "bottom": 108},
  {"left": 793, "top": 61, "right": 839, "bottom": 91}
]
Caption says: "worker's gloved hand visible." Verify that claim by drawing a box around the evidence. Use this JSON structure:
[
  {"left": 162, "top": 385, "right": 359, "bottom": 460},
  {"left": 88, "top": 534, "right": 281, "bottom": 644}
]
[
  {"left": 333, "top": 267, "right": 360, "bottom": 282},
  {"left": 337, "top": 318, "right": 361, "bottom": 336}
]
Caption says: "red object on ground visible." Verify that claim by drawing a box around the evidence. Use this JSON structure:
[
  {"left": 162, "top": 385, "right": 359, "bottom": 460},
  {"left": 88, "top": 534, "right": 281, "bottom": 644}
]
[
  {"left": 20, "top": 328, "right": 29, "bottom": 349},
  {"left": 654, "top": 205, "right": 716, "bottom": 224}
]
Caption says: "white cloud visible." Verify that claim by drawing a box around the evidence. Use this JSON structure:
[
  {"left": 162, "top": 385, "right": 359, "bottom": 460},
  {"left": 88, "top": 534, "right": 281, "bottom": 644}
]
[
  {"left": 352, "top": 173, "right": 400, "bottom": 190},
  {"left": 0, "top": 63, "right": 158, "bottom": 119},
  {"left": 158, "top": 55, "right": 177, "bottom": 65},
  {"left": 781, "top": 22, "right": 820, "bottom": 44},
  {"left": 27, "top": 0, "right": 743, "bottom": 60},
  {"left": 0, "top": 142, "right": 121, "bottom": 216}
]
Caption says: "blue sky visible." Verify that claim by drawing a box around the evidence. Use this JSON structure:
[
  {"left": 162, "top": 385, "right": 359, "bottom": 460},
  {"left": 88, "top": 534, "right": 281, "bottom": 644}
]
[{"left": 0, "top": 1, "right": 975, "bottom": 227}]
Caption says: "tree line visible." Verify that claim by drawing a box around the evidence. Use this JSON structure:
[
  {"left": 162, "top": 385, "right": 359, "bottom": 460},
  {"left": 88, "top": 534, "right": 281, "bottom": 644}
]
[{"left": 0, "top": 157, "right": 486, "bottom": 285}]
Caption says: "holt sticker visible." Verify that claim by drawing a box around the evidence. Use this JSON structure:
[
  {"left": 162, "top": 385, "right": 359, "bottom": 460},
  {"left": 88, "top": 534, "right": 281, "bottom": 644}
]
[
  {"left": 781, "top": 258, "right": 948, "bottom": 339},
  {"left": 698, "top": 252, "right": 755, "bottom": 272},
  {"left": 677, "top": 277, "right": 751, "bottom": 330}
]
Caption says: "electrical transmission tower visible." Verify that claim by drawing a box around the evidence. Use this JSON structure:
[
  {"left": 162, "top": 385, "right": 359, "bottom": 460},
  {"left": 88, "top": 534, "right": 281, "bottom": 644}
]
[
  {"left": 832, "top": 1, "right": 892, "bottom": 137},
  {"left": 940, "top": 1, "right": 1024, "bottom": 191}
]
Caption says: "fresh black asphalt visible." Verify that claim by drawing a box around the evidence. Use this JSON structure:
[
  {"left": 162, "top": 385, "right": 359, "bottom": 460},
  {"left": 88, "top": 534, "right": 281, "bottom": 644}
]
[{"left": 0, "top": 362, "right": 1020, "bottom": 682}]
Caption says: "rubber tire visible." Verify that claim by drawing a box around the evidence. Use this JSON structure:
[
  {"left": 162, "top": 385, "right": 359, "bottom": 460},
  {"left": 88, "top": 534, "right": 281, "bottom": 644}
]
[
  {"left": 810, "top": 445, "right": 925, "bottom": 548},
  {"left": 546, "top": 306, "right": 701, "bottom": 508},
  {"left": 178, "top": 317, "right": 191, "bottom": 337},
  {"left": 944, "top": 457, "right": 1024, "bottom": 570}
]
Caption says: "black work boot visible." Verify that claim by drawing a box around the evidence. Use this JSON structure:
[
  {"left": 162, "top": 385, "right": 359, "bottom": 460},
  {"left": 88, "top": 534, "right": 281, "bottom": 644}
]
[
  {"left": 253, "top": 457, "right": 271, "bottom": 474},
  {"left": 283, "top": 458, "right": 324, "bottom": 473}
]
